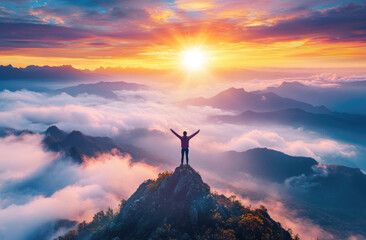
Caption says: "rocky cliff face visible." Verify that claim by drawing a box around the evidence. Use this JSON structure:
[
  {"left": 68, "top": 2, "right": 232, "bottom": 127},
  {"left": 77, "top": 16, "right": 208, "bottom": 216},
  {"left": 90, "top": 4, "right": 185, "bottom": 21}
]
[{"left": 57, "top": 165, "right": 293, "bottom": 240}]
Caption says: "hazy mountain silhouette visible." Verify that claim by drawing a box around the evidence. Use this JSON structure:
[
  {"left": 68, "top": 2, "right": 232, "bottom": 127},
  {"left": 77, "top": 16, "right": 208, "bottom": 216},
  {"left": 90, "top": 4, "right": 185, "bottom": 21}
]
[
  {"left": 0, "top": 64, "right": 101, "bottom": 81},
  {"left": 221, "top": 148, "right": 366, "bottom": 238},
  {"left": 221, "top": 148, "right": 318, "bottom": 183},
  {"left": 211, "top": 108, "right": 366, "bottom": 144},
  {"left": 43, "top": 126, "right": 165, "bottom": 165},
  {"left": 30, "top": 219, "right": 77, "bottom": 240},
  {"left": 212, "top": 68, "right": 311, "bottom": 81},
  {"left": 341, "top": 80, "right": 366, "bottom": 88},
  {"left": 0, "top": 65, "right": 149, "bottom": 95},
  {"left": 55, "top": 81, "right": 149, "bottom": 99},
  {"left": 0, "top": 127, "right": 34, "bottom": 137},
  {"left": 56, "top": 165, "right": 293, "bottom": 240},
  {"left": 266, "top": 81, "right": 366, "bottom": 113},
  {"left": 185, "top": 87, "right": 330, "bottom": 114}
]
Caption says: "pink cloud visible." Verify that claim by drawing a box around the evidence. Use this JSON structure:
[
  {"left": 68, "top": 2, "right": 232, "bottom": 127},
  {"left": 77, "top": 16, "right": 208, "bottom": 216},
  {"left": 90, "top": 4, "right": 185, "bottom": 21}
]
[
  {"left": 211, "top": 184, "right": 335, "bottom": 240},
  {"left": 0, "top": 134, "right": 58, "bottom": 181},
  {"left": 78, "top": 151, "right": 159, "bottom": 197},
  {"left": 221, "top": 129, "right": 356, "bottom": 162},
  {"left": 0, "top": 141, "right": 159, "bottom": 240}
]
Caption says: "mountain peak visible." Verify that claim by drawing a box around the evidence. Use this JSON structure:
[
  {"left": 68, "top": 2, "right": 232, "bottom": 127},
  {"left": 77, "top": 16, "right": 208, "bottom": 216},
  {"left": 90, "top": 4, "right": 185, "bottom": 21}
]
[
  {"left": 174, "top": 164, "right": 201, "bottom": 176},
  {"left": 62, "top": 131, "right": 94, "bottom": 150},
  {"left": 127, "top": 164, "right": 210, "bottom": 209},
  {"left": 45, "top": 125, "right": 66, "bottom": 140},
  {"left": 223, "top": 87, "right": 246, "bottom": 94},
  {"left": 68, "top": 130, "right": 84, "bottom": 138},
  {"left": 153, "top": 164, "right": 210, "bottom": 201},
  {"left": 58, "top": 165, "right": 293, "bottom": 240},
  {"left": 280, "top": 81, "right": 306, "bottom": 88}
]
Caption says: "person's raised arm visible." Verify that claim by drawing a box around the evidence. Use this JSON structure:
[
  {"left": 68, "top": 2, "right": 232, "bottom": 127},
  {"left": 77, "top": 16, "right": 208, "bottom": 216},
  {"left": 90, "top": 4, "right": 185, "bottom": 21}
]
[
  {"left": 188, "top": 129, "right": 200, "bottom": 139},
  {"left": 170, "top": 129, "right": 182, "bottom": 139}
]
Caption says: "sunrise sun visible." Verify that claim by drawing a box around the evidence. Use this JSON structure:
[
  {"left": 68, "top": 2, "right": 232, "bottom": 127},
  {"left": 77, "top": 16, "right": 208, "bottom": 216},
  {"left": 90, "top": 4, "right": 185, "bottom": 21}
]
[{"left": 182, "top": 47, "right": 205, "bottom": 71}]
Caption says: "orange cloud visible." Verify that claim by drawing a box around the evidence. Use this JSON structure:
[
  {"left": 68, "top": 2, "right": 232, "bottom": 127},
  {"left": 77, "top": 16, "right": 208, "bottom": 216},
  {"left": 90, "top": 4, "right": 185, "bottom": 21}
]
[
  {"left": 175, "top": 0, "right": 214, "bottom": 11},
  {"left": 1, "top": 2, "right": 366, "bottom": 69}
]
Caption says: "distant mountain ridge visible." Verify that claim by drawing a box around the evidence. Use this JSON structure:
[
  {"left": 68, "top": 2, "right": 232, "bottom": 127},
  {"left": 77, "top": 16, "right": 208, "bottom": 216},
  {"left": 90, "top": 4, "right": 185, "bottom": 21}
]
[
  {"left": 57, "top": 165, "right": 293, "bottom": 240},
  {"left": 184, "top": 87, "right": 330, "bottom": 114},
  {"left": 221, "top": 148, "right": 318, "bottom": 183},
  {"left": 0, "top": 127, "right": 34, "bottom": 137},
  {"left": 43, "top": 126, "right": 165, "bottom": 166},
  {"left": 211, "top": 108, "right": 366, "bottom": 144},
  {"left": 0, "top": 64, "right": 102, "bottom": 81},
  {"left": 55, "top": 81, "right": 149, "bottom": 99},
  {"left": 220, "top": 148, "right": 366, "bottom": 238},
  {"left": 266, "top": 81, "right": 366, "bottom": 113}
]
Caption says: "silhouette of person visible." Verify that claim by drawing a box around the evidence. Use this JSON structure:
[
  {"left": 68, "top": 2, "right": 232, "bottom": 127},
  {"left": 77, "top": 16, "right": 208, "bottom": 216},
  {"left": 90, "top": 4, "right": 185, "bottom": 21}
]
[{"left": 170, "top": 129, "right": 200, "bottom": 165}]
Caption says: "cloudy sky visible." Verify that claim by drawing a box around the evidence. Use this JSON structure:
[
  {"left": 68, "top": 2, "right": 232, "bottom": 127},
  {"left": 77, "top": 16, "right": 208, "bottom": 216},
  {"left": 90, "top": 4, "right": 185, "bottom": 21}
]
[{"left": 0, "top": 0, "right": 366, "bottom": 69}]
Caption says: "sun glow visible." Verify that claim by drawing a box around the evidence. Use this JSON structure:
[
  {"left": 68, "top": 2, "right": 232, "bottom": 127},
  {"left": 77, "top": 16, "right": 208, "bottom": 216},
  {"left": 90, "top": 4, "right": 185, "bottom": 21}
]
[{"left": 182, "top": 47, "right": 205, "bottom": 71}]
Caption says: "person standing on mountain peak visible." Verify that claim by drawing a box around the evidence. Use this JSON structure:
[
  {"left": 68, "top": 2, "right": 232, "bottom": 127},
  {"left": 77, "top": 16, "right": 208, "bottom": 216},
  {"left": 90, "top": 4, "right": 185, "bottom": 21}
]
[{"left": 170, "top": 129, "right": 200, "bottom": 165}]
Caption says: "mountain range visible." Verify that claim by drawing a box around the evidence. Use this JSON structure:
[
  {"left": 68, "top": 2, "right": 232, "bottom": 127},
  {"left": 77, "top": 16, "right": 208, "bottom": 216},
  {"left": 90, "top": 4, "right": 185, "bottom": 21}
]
[
  {"left": 211, "top": 108, "right": 366, "bottom": 144},
  {"left": 184, "top": 87, "right": 330, "bottom": 114},
  {"left": 56, "top": 165, "right": 294, "bottom": 240},
  {"left": 221, "top": 148, "right": 318, "bottom": 183},
  {"left": 266, "top": 81, "right": 366, "bottom": 113},
  {"left": 0, "top": 128, "right": 34, "bottom": 137},
  {"left": 0, "top": 72, "right": 149, "bottom": 99},
  {"left": 54, "top": 81, "right": 149, "bottom": 99},
  {"left": 43, "top": 126, "right": 165, "bottom": 166},
  {"left": 219, "top": 148, "right": 366, "bottom": 238},
  {"left": 184, "top": 87, "right": 366, "bottom": 144},
  {"left": 0, "top": 65, "right": 101, "bottom": 81}
]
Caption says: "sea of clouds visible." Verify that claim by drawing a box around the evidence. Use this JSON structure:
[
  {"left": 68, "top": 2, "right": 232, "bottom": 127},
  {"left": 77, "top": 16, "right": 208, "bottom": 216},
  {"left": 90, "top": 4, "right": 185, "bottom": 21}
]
[{"left": 0, "top": 76, "right": 364, "bottom": 239}]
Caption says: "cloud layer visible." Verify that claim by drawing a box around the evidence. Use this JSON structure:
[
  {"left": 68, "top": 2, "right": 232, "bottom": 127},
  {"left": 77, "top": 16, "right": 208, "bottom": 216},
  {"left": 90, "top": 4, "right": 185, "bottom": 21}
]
[
  {"left": 0, "top": 87, "right": 361, "bottom": 168},
  {"left": 0, "top": 134, "right": 58, "bottom": 181},
  {"left": 0, "top": 135, "right": 159, "bottom": 240},
  {"left": 0, "top": 80, "right": 365, "bottom": 239}
]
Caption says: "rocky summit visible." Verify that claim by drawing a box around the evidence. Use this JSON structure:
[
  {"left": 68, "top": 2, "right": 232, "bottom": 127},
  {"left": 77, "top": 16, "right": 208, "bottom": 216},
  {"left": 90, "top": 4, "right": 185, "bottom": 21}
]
[{"left": 57, "top": 165, "right": 293, "bottom": 240}]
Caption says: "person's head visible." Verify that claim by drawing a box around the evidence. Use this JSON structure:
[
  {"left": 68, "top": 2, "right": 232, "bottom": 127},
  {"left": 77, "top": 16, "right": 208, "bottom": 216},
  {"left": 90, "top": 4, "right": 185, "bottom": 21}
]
[{"left": 183, "top": 131, "right": 187, "bottom": 136}]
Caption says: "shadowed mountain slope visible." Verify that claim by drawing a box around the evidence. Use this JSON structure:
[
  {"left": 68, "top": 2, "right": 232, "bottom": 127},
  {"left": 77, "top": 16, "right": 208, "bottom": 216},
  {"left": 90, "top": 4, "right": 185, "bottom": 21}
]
[
  {"left": 221, "top": 148, "right": 366, "bottom": 207},
  {"left": 57, "top": 165, "right": 293, "bottom": 240},
  {"left": 221, "top": 148, "right": 318, "bottom": 183},
  {"left": 220, "top": 148, "right": 366, "bottom": 238}
]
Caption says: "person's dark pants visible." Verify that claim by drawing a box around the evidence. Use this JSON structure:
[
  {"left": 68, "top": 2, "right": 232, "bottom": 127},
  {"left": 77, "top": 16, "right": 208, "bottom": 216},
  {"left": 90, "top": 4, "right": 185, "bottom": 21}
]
[{"left": 181, "top": 148, "right": 189, "bottom": 164}]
